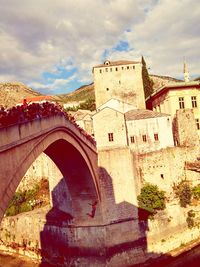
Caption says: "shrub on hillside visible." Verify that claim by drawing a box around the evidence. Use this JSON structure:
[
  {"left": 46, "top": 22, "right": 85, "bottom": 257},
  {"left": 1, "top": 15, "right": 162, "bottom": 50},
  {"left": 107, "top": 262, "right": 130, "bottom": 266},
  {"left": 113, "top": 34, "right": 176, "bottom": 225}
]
[
  {"left": 174, "top": 181, "right": 192, "bottom": 208},
  {"left": 192, "top": 184, "right": 200, "bottom": 200},
  {"left": 137, "top": 183, "right": 166, "bottom": 214}
]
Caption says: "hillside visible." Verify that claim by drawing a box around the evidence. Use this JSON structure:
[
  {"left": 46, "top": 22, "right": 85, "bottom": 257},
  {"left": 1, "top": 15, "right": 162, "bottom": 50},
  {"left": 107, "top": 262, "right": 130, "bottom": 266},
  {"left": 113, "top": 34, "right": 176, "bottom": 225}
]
[
  {"left": 56, "top": 74, "right": 181, "bottom": 103},
  {"left": 194, "top": 76, "right": 200, "bottom": 81},
  {"left": 0, "top": 82, "right": 41, "bottom": 108},
  {"left": 150, "top": 74, "right": 182, "bottom": 90},
  {"left": 0, "top": 75, "right": 182, "bottom": 108},
  {"left": 56, "top": 83, "right": 94, "bottom": 103}
]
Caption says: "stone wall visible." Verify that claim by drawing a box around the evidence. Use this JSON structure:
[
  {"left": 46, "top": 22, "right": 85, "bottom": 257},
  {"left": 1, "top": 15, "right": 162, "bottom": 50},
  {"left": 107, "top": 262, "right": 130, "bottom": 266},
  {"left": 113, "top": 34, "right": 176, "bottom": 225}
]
[
  {"left": 1, "top": 203, "right": 200, "bottom": 267},
  {"left": 135, "top": 146, "right": 200, "bottom": 193},
  {"left": 98, "top": 147, "right": 139, "bottom": 224},
  {"left": 147, "top": 202, "right": 200, "bottom": 254},
  {"left": 17, "top": 153, "right": 62, "bottom": 193},
  {"left": 174, "top": 109, "right": 199, "bottom": 147}
]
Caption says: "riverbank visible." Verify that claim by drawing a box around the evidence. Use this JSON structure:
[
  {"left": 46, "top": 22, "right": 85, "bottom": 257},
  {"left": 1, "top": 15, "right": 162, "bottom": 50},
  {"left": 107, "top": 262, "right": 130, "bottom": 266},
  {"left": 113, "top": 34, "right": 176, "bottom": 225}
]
[
  {"left": 132, "top": 238, "right": 200, "bottom": 267},
  {"left": 1, "top": 238, "right": 200, "bottom": 267},
  {"left": 0, "top": 251, "right": 55, "bottom": 267}
]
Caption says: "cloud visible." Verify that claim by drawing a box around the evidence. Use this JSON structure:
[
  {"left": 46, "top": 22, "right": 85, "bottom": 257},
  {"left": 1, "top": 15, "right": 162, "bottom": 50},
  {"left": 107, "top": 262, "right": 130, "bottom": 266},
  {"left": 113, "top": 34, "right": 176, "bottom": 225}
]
[
  {"left": 0, "top": 0, "right": 199, "bottom": 94},
  {"left": 124, "top": 0, "right": 200, "bottom": 77},
  {"left": 30, "top": 74, "right": 77, "bottom": 93}
]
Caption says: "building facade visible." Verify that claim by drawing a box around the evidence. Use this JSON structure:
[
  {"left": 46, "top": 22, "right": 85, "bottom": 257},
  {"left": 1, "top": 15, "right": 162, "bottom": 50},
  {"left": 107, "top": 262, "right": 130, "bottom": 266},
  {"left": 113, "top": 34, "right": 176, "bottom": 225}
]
[
  {"left": 146, "top": 81, "right": 200, "bottom": 136},
  {"left": 93, "top": 103, "right": 174, "bottom": 153}
]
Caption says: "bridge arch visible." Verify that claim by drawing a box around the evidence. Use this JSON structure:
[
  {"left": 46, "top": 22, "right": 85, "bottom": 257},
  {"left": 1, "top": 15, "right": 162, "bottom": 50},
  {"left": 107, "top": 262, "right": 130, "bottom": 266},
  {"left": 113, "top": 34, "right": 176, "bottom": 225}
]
[{"left": 0, "top": 116, "right": 100, "bottom": 224}]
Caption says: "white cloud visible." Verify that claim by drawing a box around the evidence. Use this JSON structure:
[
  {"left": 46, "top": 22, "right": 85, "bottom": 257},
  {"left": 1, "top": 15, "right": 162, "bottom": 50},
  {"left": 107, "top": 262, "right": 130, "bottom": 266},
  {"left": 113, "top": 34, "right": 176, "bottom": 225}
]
[
  {"left": 124, "top": 0, "right": 200, "bottom": 77},
  {"left": 29, "top": 74, "right": 77, "bottom": 93},
  {"left": 0, "top": 0, "right": 199, "bottom": 94}
]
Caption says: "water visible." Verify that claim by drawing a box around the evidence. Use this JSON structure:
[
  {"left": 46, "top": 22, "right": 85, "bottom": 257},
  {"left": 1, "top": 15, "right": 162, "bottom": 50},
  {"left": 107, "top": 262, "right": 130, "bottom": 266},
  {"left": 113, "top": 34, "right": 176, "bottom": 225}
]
[{"left": 1, "top": 244, "right": 200, "bottom": 267}]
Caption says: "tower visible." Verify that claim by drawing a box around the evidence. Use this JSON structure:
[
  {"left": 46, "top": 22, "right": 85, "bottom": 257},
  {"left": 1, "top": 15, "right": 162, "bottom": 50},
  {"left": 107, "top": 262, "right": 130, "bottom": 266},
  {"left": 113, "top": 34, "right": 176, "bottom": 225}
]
[
  {"left": 93, "top": 60, "right": 145, "bottom": 109},
  {"left": 184, "top": 61, "right": 190, "bottom": 82}
]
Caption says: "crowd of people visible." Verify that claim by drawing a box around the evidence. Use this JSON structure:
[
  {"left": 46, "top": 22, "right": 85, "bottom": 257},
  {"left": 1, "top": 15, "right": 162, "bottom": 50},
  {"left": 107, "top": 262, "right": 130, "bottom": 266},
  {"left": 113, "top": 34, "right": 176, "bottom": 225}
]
[{"left": 0, "top": 100, "right": 96, "bottom": 145}]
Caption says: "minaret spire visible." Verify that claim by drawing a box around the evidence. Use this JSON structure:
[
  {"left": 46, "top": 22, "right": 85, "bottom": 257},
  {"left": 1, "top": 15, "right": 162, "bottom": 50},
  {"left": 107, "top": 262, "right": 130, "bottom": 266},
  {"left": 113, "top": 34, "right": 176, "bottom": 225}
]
[{"left": 183, "top": 60, "right": 190, "bottom": 82}]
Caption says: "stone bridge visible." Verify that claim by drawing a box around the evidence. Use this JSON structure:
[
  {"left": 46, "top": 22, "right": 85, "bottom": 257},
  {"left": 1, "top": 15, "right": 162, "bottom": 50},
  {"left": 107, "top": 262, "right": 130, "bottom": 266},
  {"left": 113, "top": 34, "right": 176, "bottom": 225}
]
[
  {"left": 0, "top": 114, "right": 143, "bottom": 267},
  {"left": 0, "top": 115, "right": 100, "bottom": 223}
]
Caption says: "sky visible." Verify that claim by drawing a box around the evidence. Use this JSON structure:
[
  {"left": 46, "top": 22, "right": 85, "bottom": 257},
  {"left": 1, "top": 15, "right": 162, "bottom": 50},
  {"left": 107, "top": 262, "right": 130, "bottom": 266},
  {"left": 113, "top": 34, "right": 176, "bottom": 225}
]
[{"left": 0, "top": 0, "right": 199, "bottom": 95}]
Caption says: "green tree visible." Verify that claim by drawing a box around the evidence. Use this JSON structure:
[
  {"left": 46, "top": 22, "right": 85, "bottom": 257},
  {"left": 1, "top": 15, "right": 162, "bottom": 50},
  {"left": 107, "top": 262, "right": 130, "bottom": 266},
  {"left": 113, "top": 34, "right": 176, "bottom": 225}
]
[
  {"left": 137, "top": 183, "right": 166, "bottom": 214},
  {"left": 141, "top": 56, "right": 154, "bottom": 99}
]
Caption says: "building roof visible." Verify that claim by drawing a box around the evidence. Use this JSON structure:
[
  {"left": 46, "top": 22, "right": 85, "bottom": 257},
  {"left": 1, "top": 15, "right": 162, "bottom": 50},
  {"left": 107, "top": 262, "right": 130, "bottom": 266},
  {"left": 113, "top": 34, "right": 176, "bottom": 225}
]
[
  {"left": 93, "top": 60, "right": 140, "bottom": 68},
  {"left": 125, "top": 109, "right": 170, "bottom": 121},
  {"left": 146, "top": 81, "right": 200, "bottom": 102},
  {"left": 20, "top": 95, "right": 53, "bottom": 103},
  {"left": 73, "top": 109, "right": 94, "bottom": 120}
]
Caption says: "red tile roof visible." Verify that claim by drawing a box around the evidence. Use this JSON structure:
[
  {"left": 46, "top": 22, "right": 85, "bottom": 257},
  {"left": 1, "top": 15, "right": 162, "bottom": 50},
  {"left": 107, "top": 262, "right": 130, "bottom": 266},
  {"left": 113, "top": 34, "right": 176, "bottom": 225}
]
[{"left": 20, "top": 95, "right": 53, "bottom": 103}]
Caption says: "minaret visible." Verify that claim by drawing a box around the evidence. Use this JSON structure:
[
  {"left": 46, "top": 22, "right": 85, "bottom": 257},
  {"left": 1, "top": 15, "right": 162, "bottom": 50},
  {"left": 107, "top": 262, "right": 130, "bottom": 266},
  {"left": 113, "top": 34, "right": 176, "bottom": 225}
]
[{"left": 184, "top": 61, "right": 190, "bottom": 82}]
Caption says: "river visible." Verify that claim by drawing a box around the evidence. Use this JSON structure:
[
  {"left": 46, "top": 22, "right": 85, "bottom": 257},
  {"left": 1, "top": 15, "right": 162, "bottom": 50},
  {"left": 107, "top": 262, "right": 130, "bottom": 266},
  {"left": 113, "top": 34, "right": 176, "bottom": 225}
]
[{"left": 1, "top": 244, "right": 200, "bottom": 267}]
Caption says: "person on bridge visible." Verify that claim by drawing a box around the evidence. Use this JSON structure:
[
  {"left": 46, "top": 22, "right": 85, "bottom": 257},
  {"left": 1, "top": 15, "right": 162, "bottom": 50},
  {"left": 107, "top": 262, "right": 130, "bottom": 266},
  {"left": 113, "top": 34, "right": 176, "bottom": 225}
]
[{"left": 86, "top": 200, "right": 98, "bottom": 218}]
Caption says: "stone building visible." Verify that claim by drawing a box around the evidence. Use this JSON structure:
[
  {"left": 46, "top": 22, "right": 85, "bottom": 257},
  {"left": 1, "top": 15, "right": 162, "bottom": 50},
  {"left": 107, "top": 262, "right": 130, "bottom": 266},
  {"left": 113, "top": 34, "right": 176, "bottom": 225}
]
[
  {"left": 93, "top": 99, "right": 174, "bottom": 153},
  {"left": 146, "top": 81, "right": 200, "bottom": 120},
  {"left": 73, "top": 109, "right": 94, "bottom": 136},
  {"left": 92, "top": 59, "right": 199, "bottom": 221},
  {"left": 146, "top": 63, "right": 200, "bottom": 137},
  {"left": 93, "top": 60, "right": 145, "bottom": 109}
]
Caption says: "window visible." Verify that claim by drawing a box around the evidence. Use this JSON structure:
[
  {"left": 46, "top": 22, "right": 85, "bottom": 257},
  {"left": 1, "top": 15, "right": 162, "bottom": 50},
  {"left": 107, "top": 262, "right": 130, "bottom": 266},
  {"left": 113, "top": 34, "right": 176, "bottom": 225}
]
[
  {"left": 106, "top": 68, "right": 108, "bottom": 72},
  {"left": 116, "top": 67, "right": 118, "bottom": 71},
  {"left": 191, "top": 96, "right": 197, "bottom": 108},
  {"left": 196, "top": 119, "right": 200, "bottom": 130},
  {"left": 133, "top": 66, "right": 135, "bottom": 69},
  {"left": 108, "top": 133, "right": 114, "bottom": 142},
  {"left": 99, "top": 69, "right": 102, "bottom": 73},
  {"left": 110, "top": 68, "right": 112, "bottom": 72},
  {"left": 106, "top": 88, "right": 109, "bottom": 91},
  {"left": 154, "top": 133, "right": 159, "bottom": 141},
  {"left": 130, "top": 136, "right": 135, "bottom": 143},
  {"left": 127, "top": 66, "right": 129, "bottom": 70},
  {"left": 119, "top": 80, "right": 121, "bottom": 84},
  {"left": 160, "top": 174, "right": 164, "bottom": 179},
  {"left": 142, "top": 135, "right": 147, "bottom": 142},
  {"left": 179, "top": 97, "right": 185, "bottom": 109},
  {"left": 122, "top": 66, "right": 124, "bottom": 70}
]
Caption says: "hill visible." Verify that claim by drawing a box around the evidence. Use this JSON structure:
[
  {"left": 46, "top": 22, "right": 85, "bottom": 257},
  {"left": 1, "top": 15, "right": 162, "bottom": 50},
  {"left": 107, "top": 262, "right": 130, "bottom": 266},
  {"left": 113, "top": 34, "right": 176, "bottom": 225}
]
[
  {"left": 56, "top": 83, "right": 94, "bottom": 103},
  {"left": 150, "top": 74, "right": 182, "bottom": 89},
  {"left": 56, "top": 74, "right": 181, "bottom": 103},
  {"left": 0, "top": 82, "right": 41, "bottom": 108},
  {"left": 0, "top": 75, "right": 182, "bottom": 108},
  {"left": 194, "top": 76, "right": 200, "bottom": 81}
]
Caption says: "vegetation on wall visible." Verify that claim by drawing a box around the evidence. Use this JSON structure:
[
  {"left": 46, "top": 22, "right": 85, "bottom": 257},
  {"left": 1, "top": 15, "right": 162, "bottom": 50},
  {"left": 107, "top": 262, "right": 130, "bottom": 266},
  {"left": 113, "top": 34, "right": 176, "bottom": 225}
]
[
  {"left": 137, "top": 183, "right": 166, "bottom": 214},
  {"left": 186, "top": 210, "right": 196, "bottom": 228},
  {"left": 6, "top": 178, "right": 49, "bottom": 217},
  {"left": 173, "top": 181, "right": 192, "bottom": 208},
  {"left": 141, "top": 56, "right": 154, "bottom": 99},
  {"left": 192, "top": 184, "right": 200, "bottom": 200}
]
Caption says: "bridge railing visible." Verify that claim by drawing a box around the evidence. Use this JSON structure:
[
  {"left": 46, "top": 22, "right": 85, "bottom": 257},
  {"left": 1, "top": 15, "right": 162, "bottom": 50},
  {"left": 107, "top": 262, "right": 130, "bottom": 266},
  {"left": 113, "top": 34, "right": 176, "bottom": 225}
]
[
  {"left": 0, "top": 102, "right": 96, "bottom": 148},
  {"left": 0, "top": 115, "right": 97, "bottom": 154}
]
